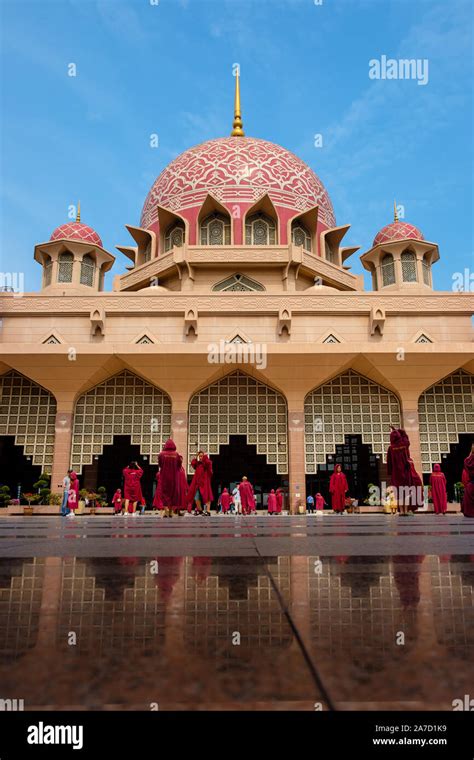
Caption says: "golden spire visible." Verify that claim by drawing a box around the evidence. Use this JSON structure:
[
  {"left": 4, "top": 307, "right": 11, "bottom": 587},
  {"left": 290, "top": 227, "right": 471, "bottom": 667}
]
[
  {"left": 393, "top": 199, "right": 398, "bottom": 222},
  {"left": 76, "top": 200, "right": 81, "bottom": 223},
  {"left": 231, "top": 71, "right": 245, "bottom": 137}
]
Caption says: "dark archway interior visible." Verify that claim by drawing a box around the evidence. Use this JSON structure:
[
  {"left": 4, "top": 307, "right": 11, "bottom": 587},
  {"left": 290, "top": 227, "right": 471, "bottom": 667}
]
[
  {"left": 211, "top": 435, "right": 283, "bottom": 509},
  {"left": 306, "top": 434, "right": 381, "bottom": 505},
  {"left": 423, "top": 433, "right": 472, "bottom": 501},
  {"left": 0, "top": 436, "right": 42, "bottom": 500},
  {"left": 82, "top": 435, "right": 158, "bottom": 505}
]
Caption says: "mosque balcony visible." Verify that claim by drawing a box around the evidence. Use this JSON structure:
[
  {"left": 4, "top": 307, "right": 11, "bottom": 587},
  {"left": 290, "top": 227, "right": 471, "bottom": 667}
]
[{"left": 116, "top": 243, "right": 362, "bottom": 292}]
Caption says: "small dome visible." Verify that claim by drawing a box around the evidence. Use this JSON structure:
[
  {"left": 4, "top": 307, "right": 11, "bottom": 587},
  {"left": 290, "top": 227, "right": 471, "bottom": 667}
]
[
  {"left": 50, "top": 221, "right": 102, "bottom": 248},
  {"left": 373, "top": 220, "right": 423, "bottom": 248}
]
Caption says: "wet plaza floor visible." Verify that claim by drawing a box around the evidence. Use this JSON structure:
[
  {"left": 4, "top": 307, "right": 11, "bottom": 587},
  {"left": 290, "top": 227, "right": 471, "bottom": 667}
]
[{"left": 0, "top": 514, "right": 473, "bottom": 711}]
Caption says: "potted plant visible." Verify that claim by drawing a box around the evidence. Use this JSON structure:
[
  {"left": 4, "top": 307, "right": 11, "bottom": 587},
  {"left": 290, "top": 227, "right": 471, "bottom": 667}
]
[
  {"left": 22, "top": 492, "right": 39, "bottom": 515},
  {"left": 49, "top": 492, "right": 62, "bottom": 507},
  {"left": 87, "top": 491, "right": 98, "bottom": 514},
  {"left": 78, "top": 488, "right": 88, "bottom": 514},
  {"left": 33, "top": 472, "right": 51, "bottom": 505},
  {"left": 454, "top": 481, "right": 465, "bottom": 504},
  {"left": 0, "top": 485, "right": 11, "bottom": 509},
  {"left": 96, "top": 486, "right": 107, "bottom": 510}
]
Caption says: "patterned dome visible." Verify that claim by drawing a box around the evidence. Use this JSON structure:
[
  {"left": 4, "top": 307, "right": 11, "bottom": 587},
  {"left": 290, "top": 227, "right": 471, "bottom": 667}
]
[
  {"left": 50, "top": 221, "right": 102, "bottom": 248},
  {"left": 141, "top": 136, "right": 336, "bottom": 229},
  {"left": 373, "top": 220, "right": 423, "bottom": 248}
]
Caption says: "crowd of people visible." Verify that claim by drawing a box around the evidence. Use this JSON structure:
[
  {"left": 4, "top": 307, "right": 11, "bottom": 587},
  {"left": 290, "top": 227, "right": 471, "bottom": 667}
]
[{"left": 58, "top": 430, "right": 474, "bottom": 519}]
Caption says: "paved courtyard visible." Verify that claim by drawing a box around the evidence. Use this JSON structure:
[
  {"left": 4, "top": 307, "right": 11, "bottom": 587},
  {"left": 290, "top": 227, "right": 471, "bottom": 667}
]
[{"left": 0, "top": 514, "right": 472, "bottom": 711}]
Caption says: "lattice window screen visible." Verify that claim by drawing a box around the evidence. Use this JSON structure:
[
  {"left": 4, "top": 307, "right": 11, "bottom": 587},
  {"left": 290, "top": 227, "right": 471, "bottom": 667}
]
[
  {"left": 304, "top": 370, "right": 401, "bottom": 472},
  {"left": 188, "top": 371, "right": 288, "bottom": 473},
  {"left": 71, "top": 371, "right": 171, "bottom": 472},
  {"left": 0, "top": 371, "right": 56, "bottom": 471},
  {"left": 418, "top": 370, "right": 474, "bottom": 472}
]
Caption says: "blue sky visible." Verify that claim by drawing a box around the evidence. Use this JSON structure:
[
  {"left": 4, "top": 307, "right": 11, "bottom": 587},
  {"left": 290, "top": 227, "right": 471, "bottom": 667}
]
[{"left": 0, "top": 0, "right": 472, "bottom": 291}]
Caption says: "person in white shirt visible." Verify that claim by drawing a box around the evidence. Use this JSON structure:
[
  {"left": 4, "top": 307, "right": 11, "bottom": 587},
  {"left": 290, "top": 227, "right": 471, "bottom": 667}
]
[
  {"left": 60, "top": 470, "right": 72, "bottom": 516},
  {"left": 232, "top": 485, "right": 242, "bottom": 515}
]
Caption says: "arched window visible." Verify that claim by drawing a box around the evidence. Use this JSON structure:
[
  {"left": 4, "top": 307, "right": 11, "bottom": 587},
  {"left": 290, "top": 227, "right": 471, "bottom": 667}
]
[
  {"left": 200, "top": 213, "right": 231, "bottom": 245},
  {"left": 80, "top": 254, "right": 96, "bottom": 287},
  {"left": 57, "top": 252, "right": 74, "bottom": 283},
  {"left": 143, "top": 241, "right": 152, "bottom": 263},
  {"left": 381, "top": 253, "right": 395, "bottom": 287},
  {"left": 291, "top": 222, "right": 311, "bottom": 251},
  {"left": 43, "top": 256, "right": 52, "bottom": 287},
  {"left": 164, "top": 221, "right": 185, "bottom": 252},
  {"left": 325, "top": 240, "right": 337, "bottom": 265},
  {"left": 245, "top": 212, "right": 276, "bottom": 245},
  {"left": 422, "top": 254, "right": 431, "bottom": 286},
  {"left": 401, "top": 250, "right": 417, "bottom": 282}
]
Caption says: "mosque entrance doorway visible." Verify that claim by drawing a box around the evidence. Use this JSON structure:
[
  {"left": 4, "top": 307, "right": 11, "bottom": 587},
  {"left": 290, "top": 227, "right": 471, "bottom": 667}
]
[
  {"left": 0, "top": 436, "right": 42, "bottom": 500},
  {"left": 81, "top": 435, "right": 158, "bottom": 505},
  {"left": 211, "top": 435, "right": 284, "bottom": 509},
  {"left": 305, "top": 434, "right": 381, "bottom": 507}
]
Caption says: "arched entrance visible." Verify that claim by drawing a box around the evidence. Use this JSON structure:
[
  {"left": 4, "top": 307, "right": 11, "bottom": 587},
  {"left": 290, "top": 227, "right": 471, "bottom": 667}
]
[
  {"left": 0, "top": 436, "right": 42, "bottom": 499},
  {"left": 81, "top": 435, "right": 158, "bottom": 504},
  {"left": 418, "top": 370, "right": 473, "bottom": 474},
  {"left": 306, "top": 434, "right": 381, "bottom": 505},
  {"left": 211, "top": 435, "right": 283, "bottom": 509},
  {"left": 304, "top": 370, "right": 401, "bottom": 485},
  {"left": 188, "top": 371, "right": 288, "bottom": 501},
  {"left": 71, "top": 371, "right": 172, "bottom": 488}
]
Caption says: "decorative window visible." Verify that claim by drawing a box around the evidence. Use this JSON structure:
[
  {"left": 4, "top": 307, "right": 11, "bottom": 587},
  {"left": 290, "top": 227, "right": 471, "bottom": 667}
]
[
  {"left": 143, "top": 242, "right": 152, "bottom": 263},
  {"left": 422, "top": 256, "right": 431, "bottom": 286},
  {"left": 80, "top": 254, "right": 96, "bottom": 287},
  {"left": 324, "top": 240, "right": 337, "bottom": 265},
  {"left": 43, "top": 257, "right": 52, "bottom": 287},
  {"left": 381, "top": 253, "right": 395, "bottom": 287},
  {"left": 291, "top": 222, "right": 311, "bottom": 251},
  {"left": 57, "top": 253, "right": 74, "bottom": 283},
  {"left": 43, "top": 335, "right": 61, "bottom": 345},
  {"left": 212, "top": 273, "right": 265, "bottom": 292},
  {"left": 323, "top": 334, "right": 340, "bottom": 344},
  {"left": 136, "top": 335, "right": 154, "bottom": 345},
  {"left": 245, "top": 213, "right": 276, "bottom": 245},
  {"left": 415, "top": 334, "right": 432, "bottom": 344},
  {"left": 164, "top": 221, "right": 185, "bottom": 252},
  {"left": 200, "top": 213, "right": 231, "bottom": 246},
  {"left": 401, "top": 250, "right": 417, "bottom": 282}
]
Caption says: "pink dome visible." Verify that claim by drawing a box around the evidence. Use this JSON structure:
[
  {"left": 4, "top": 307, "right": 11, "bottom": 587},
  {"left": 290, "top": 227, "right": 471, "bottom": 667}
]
[
  {"left": 50, "top": 221, "right": 102, "bottom": 248},
  {"left": 373, "top": 220, "right": 423, "bottom": 248},
  {"left": 140, "top": 136, "right": 336, "bottom": 230}
]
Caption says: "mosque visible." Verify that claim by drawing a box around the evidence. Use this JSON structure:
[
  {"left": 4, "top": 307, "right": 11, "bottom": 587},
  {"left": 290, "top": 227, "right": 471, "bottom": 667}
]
[{"left": 0, "top": 75, "right": 472, "bottom": 510}]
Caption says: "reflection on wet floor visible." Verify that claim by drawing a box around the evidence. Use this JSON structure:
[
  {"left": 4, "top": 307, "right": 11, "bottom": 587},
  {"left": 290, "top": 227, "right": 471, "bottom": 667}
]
[{"left": 0, "top": 554, "right": 473, "bottom": 710}]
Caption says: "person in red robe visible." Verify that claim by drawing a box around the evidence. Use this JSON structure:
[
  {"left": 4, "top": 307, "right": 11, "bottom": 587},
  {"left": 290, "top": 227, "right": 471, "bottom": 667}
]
[
  {"left": 267, "top": 489, "right": 277, "bottom": 515},
  {"left": 239, "top": 476, "right": 255, "bottom": 515},
  {"left": 387, "top": 426, "right": 422, "bottom": 514},
  {"left": 461, "top": 445, "right": 474, "bottom": 518},
  {"left": 315, "top": 493, "right": 326, "bottom": 513},
  {"left": 275, "top": 488, "right": 283, "bottom": 513},
  {"left": 158, "top": 439, "right": 186, "bottom": 517},
  {"left": 187, "top": 451, "right": 213, "bottom": 516},
  {"left": 67, "top": 471, "right": 79, "bottom": 514},
  {"left": 122, "top": 462, "right": 143, "bottom": 514},
  {"left": 112, "top": 488, "right": 123, "bottom": 514},
  {"left": 329, "top": 465, "right": 348, "bottom": 513},
  {"left": 152, "top": 472, "right": 163, "bottom": 511},
  {"left": 219, "top": 488, "right": 231, "bottom": 514},
  {"left": 430, "top": 464, "right": 447, "bottom": 514}
]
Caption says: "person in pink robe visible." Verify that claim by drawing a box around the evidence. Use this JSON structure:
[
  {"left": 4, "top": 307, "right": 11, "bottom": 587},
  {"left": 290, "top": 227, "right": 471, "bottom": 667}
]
[
  {"left": 112, "top": 489, "right": 123, "bottom": 514},
  {"left": 267, "top": 489, "right": 277, "bottom": 514},
  {"left": 461, "top": 445, "right": 474, "bottom": 518},
  {"left": 187, "top": 451, "right": 213, "bottom": 515},
  {"left": 387, "top": 426, "right": 422, "bottom": 514},
  {"left": 239, "top": 476, "right": 255, "bottom": 515},
  {"left": 430, "top": 464, "right": 447, "bottom": 514},
  {"left": 315, "top": 493, "right": 326, "bottom": 512},
  {"left": 68, "top": 471, "right": 79, "bottom": 512},
  {"left": 219, "top": 488, "right": 231, "bottom": 513},
  {"left": 329, "top": 465, "right": 348, "bottom": 513},
  {"left": 122, "top": 462, "right": 143, "bottom": 514},
  {"left": 158, "top": 439, "right": 186, "bottom": 516},
  {"left": 275, "top": 488, "right": 283, "bottom": 513}
]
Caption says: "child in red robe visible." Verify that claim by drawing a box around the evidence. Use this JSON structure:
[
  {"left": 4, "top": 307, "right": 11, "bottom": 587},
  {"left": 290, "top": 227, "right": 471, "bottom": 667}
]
[
  {"left": 187, "top": 451, "right": 213, "bottom": 516},
  {"left": 112, "top": 489, "right": 123, "bottom": 514},
  {"left": 430, "top": 464, "right": 447, "bottom": 514},
  {"left": 329, "top": 465, "right": 348, "bottom": 513},
  {"left": 122, "top": 462, "right": 143, "bottom": 515},
  {"left": 267, "top": 489, "right": 277, "bottom": 514},
  {"left": 219, "top": 488, "right": 231, "bottom": 514},
  {"left": 315, "top": 493, "right": 326, "bottom": 513}
]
